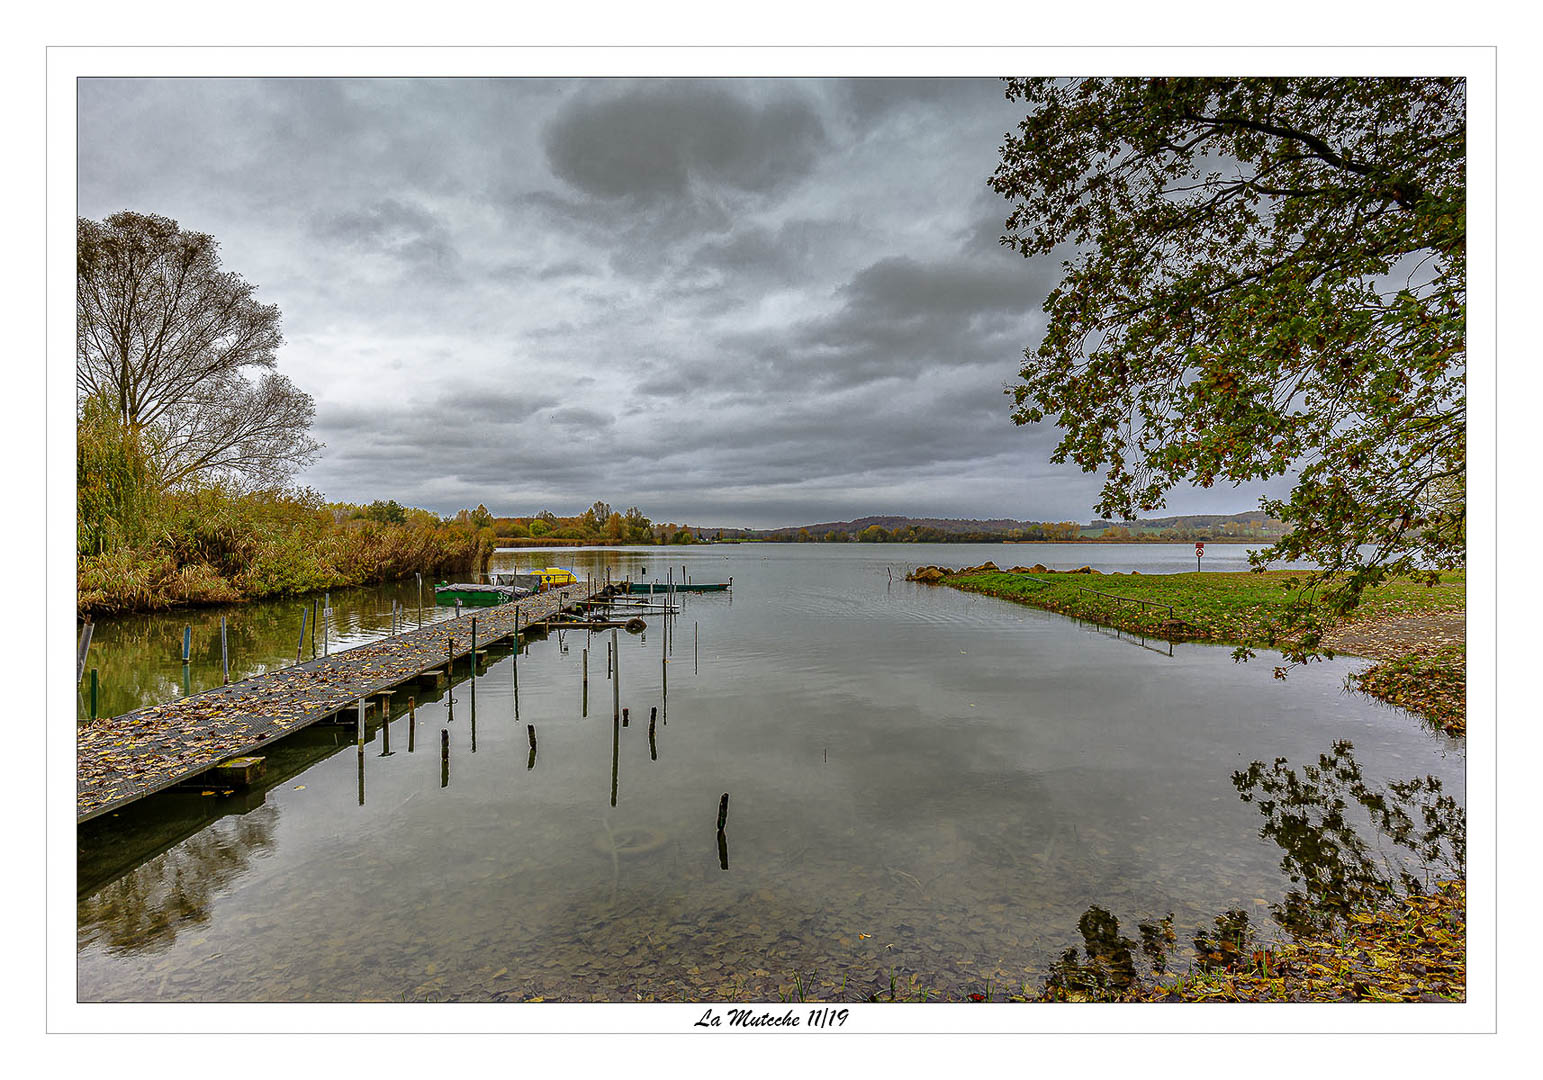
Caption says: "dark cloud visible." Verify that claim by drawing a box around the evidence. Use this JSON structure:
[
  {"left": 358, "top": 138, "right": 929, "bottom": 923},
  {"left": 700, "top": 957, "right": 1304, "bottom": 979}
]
[
  {"left": 837, "top": 77, "right": 1007, "bottom": 126},
  {"left": 542, "top": 80, "right": 827, "bottom": 203},
  {"left": 311, "top": 199, "right": 460, "bottom": 280}
]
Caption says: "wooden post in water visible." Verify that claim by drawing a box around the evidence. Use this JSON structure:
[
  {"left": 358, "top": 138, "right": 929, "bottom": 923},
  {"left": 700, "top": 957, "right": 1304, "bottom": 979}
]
[
  {"left": 447, "top": 636, "right": 454, "bottom": 679},
  {"left": 582, "top": 648, "right": 589, "bottom": 716},
  {"left": 717, "top": 792, "right": 730, "bottom": 831},
  {"left": 77, "top": 619, "right": 94, "bottom": 685},
  {"left": 694, "top": 621, "right": 698, "bottom": 673},
  {"left": 527, "top": 724, "right": 537, "bottom": 770},
  {"left": 408, "top": 696, "right": 416, "bottom": 752},
  {"left": 612, "top": 628, "right": 620, "bottom": 722},
  {"left": 296, "top": 606, "right": 308, "bottom": 666},
  {"left": 470, "top": 617, "right": 478, "bottom": 674},
  {"left": 441, "top": 728, "right": 449, "bottom": 787},
  {"left": 182, "top": 624, "right": 192, "bottom": 664},
  {"left": 220, "top": 617, "right": 229, "bottom": 684},
  {"left": 356, "top": 698, "right": 365, "bottom": 753},
  {"left": 649, "top": 707, "right": 657, "bottom": 760},
  {"left": 323, "top": 592, "right": 331, "bottom": 656},
  {"left": 416, "top": 572, "right": 423, "bottom": 627},
  {"left": 310, "top": 599, "right": 318, "bottom": 659},
  {"left": 89, "top": 668, "right": 98, "bottom": 721}
]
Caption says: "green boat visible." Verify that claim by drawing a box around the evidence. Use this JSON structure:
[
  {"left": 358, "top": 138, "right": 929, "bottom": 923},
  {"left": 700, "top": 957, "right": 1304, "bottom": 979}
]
[
  {"left": 434, "top": 582, "right": 526, "bottom": 606},
  {"left": 626, "top": 580, "right": 731, "bottom": 594}
]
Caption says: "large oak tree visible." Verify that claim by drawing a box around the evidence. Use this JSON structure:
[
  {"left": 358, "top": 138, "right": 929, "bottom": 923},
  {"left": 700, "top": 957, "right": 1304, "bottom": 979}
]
[
  {"left": 990, "top": 77, "right": 1465, "bottom": 653},
  {"left": 77, "top": 211, "right": 320, "bottom": 491}
]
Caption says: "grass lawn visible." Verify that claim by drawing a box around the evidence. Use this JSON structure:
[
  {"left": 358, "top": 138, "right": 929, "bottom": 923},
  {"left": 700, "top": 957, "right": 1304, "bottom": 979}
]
[{"left": 937, "top": 567, "right": 1466, "bottom": 736}]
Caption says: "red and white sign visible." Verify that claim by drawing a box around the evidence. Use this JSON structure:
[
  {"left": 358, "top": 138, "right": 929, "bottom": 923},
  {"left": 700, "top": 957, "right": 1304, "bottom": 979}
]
[{"left": 1194, "top": 542, "right": 1205, "bottom": 557}]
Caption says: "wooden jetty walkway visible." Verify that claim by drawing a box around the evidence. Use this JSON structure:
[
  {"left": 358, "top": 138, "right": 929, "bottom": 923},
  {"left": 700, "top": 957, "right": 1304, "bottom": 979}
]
[{"left": 77, "top": 582, "right": 610, "bottom": 823}]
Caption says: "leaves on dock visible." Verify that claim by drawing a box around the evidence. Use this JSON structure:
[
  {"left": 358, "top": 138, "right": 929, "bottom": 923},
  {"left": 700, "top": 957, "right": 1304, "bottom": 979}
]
[{"left": 77, "top": 586, "right": 588, "bottom": 817}]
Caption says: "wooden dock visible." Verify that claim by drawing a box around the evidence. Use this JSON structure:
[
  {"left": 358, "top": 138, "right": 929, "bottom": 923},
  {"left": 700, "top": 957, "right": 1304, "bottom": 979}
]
[{"left": 76, "top": 582, "right": 609, "bottom": 823}]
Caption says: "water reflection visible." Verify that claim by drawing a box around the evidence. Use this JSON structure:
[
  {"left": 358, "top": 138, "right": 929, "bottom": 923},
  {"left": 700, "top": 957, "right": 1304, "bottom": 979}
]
[
  {"left": 77, "top": 807, "right": 278, "bottom": 955},
  {"left": 1233, "top": 739, "right": 1465, "bottom": 935},
  {"left": 1035, "top": 740, "right": 1464, "bottom": 999}
]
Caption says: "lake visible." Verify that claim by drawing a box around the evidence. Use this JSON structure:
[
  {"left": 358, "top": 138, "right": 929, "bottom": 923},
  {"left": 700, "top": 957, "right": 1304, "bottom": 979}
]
[{"left": 76, "top": 543, "right": 1465, "bottom": 1001}]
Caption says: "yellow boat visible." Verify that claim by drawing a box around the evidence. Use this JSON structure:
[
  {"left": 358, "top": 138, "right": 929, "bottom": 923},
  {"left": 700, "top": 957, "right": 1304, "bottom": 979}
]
[{"left": 491, "top": 567, "right": 579, "bottom": 592}]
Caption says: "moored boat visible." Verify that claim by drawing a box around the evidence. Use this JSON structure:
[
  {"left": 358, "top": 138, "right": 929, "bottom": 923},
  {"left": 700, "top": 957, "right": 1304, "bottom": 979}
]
[
  {"left": 434, "top": 582, "right": 527, "bottom": 606},
  {"left": 626, "top": 580, "right": 731, "bottom": 594},
  {"left": 489, "top": 567, "right": 580, "bottom": 593}
]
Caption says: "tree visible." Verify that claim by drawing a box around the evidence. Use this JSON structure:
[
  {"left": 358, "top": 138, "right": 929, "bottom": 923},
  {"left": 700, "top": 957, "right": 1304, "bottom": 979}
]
[
  {"left": 622, "top": 506, "right": 652, "bottom": 543},
  {"left": 584, "top": 501, "right": 612, "bottom": 533},
  {"left": 77, "top": 393, "right": 157, "bottom": 554},
  {"left": 77, "top": 211, "right": 320, "bottom": 491},
  {"left": 360, "top": 499, "right": 406, "bottom": 524},
  {"left": 990, "top": 78, "right": 1465, "bottom": 652}
]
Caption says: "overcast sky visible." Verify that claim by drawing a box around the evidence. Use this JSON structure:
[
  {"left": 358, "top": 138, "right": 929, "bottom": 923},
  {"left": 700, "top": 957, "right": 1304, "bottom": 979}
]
[{"left": 77, "top": 77, "right": 1281, "bottom": 528}]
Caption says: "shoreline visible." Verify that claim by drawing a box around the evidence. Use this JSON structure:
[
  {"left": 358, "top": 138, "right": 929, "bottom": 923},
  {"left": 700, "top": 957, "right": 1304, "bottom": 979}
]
[{"left": 925, "top": 564, "right": 1466, "bottom": 738}]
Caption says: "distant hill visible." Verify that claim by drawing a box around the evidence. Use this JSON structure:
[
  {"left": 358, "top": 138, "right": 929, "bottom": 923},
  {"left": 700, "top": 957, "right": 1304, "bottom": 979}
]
[{"left": 706, "top": 512, "right": 1285, "bottom": 542}]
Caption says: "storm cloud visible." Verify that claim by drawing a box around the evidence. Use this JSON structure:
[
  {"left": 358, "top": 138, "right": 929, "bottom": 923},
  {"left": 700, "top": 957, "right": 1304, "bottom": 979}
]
[{"left": 76, "top": 76, "right": 1283, "bottom": 527}]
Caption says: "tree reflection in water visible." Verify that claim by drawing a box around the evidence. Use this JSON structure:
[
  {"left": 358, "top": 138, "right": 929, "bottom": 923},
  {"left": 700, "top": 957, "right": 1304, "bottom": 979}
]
[
  {"left": 77, "top": 806, "right": 278, "bottom": 954},
  {"left": 1038, "top": 740, "right": 1463, "bottom": 999}
]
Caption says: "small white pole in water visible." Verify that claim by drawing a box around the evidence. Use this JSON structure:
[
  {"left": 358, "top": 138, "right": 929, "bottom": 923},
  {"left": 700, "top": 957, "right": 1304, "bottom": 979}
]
[{"left": 221, "top": 616, "right": 229, "bottom": 684}]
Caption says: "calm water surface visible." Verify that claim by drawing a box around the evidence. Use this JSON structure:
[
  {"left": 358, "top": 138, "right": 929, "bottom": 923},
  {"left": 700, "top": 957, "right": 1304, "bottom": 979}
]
[{"left": 76, "top": 544, "right": 1464, "bottom": 1001}]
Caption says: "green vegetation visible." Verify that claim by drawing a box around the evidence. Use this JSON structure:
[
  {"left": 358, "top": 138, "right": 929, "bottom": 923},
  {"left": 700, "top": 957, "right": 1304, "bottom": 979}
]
[
  {"left": 992, "top": 78, "right": 1465, "bottom": 655},
  {"left": 943, "top": 567, "right": 1463, "bottom": 644},
  {"left": 933, "top": 566, "right": 1465, "bottom": 735}
]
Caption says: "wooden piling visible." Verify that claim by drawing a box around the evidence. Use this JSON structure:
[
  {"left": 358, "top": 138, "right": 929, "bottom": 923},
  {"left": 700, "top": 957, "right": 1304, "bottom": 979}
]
[
  {"left": 296, "top": 606, "right": 308, "bottom": 666},
  {"left": 356, "top": 698, "right": 365, "bottom": 753},
  {"left": 717, "top": 792, "right": 729, "bottom": 831},
  {"left": 89, "top": 667, "right": 98, "bottom": 721},
  {"left": 582, "top": 648, "right": 589, "bottom": 716},
  {"left": 310, "top": 599, "right": 318, "bottom": 659},
  {"left": 77, "top": 619, "right": 94, "bottom": 685},
  {"left": 612, "top": 628, "right": 620, "bottom": 722},
  {"left": 408, "top": 696, "right": 416, "bottom": 752},
  {"left": 622, "top": 706, "right": 629, "bottom": 727},
  {"left": 221, "top": 616, "right": 229, "bottom": 685},
  {"left": 441, "top": 728, "right": 449, "bottom": 787}
]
